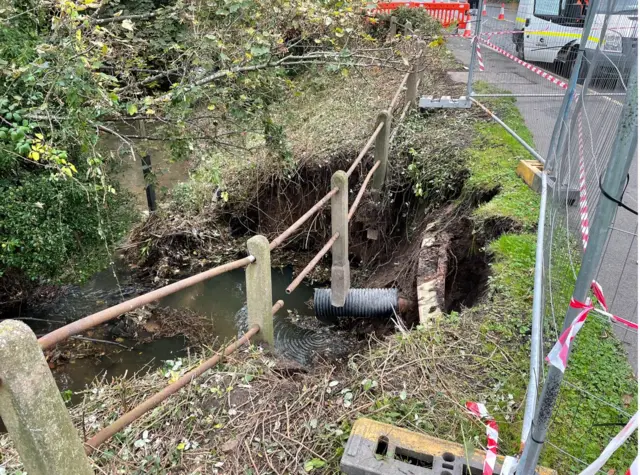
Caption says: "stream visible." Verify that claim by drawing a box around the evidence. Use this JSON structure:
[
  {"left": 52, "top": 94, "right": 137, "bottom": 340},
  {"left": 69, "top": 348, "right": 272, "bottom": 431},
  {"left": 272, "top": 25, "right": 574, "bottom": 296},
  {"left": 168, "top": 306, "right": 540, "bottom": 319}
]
[
  {"left": 11, "top": 260, "right": 334, "bottom": 400},
  {"left": 4, "top": 129, "right": 349, "bottom": 403}
]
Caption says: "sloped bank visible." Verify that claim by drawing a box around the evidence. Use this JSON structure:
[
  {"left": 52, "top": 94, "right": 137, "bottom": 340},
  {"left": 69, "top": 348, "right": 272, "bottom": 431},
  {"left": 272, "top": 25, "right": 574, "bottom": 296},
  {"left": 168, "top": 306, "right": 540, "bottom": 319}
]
[
  {"left": 0, "top": 71, "right": 548, "bottom": 475},
  {"left": 1, "top": 50, "right": 636, "bottom": 475}
]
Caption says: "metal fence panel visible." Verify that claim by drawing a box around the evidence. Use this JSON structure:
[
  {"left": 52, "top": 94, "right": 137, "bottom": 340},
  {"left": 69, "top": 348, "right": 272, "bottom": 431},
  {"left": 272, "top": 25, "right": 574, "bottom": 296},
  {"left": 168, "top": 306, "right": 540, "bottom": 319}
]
[{"left": 460, "top": 0, "right": 638, "bottom": 471}]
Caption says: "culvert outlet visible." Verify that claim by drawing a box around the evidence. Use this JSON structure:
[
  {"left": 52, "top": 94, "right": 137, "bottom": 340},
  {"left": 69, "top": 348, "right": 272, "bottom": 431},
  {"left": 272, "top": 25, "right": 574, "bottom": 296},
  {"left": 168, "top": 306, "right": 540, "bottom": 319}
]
[{"left": 314, "top": 288, "right": 400, "bottom": 320}]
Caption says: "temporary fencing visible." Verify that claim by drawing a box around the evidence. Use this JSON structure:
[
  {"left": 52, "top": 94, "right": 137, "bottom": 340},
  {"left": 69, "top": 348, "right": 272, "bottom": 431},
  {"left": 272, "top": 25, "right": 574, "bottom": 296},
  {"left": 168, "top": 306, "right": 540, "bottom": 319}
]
[{"left": 449, "top": 0, "right": 639, "bottom": 472}]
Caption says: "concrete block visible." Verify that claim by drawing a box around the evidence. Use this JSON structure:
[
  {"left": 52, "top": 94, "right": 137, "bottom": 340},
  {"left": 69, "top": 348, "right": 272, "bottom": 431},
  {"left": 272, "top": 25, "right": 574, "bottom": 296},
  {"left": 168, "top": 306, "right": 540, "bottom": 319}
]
[
  {"left": 418, "top": 95, "right": 472, "bottom": 110},
  {"left": 0, "top": 320, "right": 93, "bottom": 475},
  {"left": 341, "top": 418, "right": 556, "bottom": 475},
  {"left": 246, "top": 235, "right": 274, "bottom": 345}
]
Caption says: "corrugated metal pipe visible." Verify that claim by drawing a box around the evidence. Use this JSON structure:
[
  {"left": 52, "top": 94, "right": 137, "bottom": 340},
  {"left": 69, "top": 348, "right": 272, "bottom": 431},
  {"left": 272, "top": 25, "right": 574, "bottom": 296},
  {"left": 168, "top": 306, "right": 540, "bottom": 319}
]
[{"left": 314, "top": 288, "right": 409, "bottom": 320}]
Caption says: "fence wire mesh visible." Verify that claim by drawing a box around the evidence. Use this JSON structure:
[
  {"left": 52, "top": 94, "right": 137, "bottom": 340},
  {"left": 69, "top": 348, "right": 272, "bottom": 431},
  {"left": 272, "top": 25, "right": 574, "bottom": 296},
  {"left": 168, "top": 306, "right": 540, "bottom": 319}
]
[{"left": 459, "top": 0, "right": 638, "bottom": 472}]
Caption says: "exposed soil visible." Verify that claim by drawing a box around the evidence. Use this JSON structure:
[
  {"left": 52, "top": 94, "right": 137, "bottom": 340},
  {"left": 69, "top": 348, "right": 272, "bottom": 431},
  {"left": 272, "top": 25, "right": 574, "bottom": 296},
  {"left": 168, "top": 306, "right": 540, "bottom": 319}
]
[{"left": 444, "top": 217, "right": 491, "bottom": 313}]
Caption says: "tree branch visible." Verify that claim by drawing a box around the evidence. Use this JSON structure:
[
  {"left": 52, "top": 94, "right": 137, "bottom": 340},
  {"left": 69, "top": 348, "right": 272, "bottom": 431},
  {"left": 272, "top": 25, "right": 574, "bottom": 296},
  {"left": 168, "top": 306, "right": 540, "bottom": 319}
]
[{"left": 94, "top": 11, "right": 159, "bottom": 25}]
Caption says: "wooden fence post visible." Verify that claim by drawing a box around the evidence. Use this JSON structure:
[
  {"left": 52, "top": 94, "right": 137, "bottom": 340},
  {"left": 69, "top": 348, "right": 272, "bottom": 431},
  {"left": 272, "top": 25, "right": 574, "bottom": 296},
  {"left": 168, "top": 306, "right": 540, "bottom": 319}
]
[
  {"left": 407, "top": 40, "right": 427, "bottom": 106},
  {"left": 141, "top": 153, "right": 157, "bottom": 212},
  {"left": 404, "top": 20, "right": 413, "bottom": 36},
  {"left": 246, "top": 235, "right": 274, "bottom": 345},
  {"left": 389, "top": 15, "right": 397, "bottom": 37},
  {"left": 371, "top": 111, "right": 391, "bottom": 192},
  {"left": 330, "top": 170, "right": 350, "bottom": 307},
  {"left": 407, "top": 66, "right": 418, "bottom": 106},
  {"left": 0, "top": 320, "right": 93, "bottom": 475}
]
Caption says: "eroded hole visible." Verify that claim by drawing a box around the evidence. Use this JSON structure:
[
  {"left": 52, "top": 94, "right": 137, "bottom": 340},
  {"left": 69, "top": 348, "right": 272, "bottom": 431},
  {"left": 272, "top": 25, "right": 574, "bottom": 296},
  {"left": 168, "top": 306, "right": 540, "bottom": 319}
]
[
  {"left": 394, "top": 447, "right": 434, "bottom": 468},
  {"left": 375, "top": 436, "right": 389, "bottom": 457},
  {"left": 443, "top": 463, "right": 454, "bottom": 469},
  {"left": 442, "top": 452, "right": 456, "bottom": 463},
  {"left": 444, "top": 222, "right": 490, "bottom": 313}
]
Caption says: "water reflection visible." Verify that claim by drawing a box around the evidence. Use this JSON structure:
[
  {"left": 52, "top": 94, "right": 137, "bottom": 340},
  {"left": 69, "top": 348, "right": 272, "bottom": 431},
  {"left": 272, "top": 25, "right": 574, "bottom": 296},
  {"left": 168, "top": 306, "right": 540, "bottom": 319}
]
[{"left": 6, "top": 262, "right": 328, "bottom": 397}]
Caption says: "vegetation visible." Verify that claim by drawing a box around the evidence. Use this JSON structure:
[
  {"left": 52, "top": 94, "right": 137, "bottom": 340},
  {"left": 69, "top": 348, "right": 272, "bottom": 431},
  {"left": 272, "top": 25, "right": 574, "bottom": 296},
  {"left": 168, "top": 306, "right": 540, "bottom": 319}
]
[
  {"left": 0, "top": 3, "right": 635, "bottom": 475},
  {"left": 0, "top": 0, "right": 416, "bottom": 288},
  {"left": 0, "top": 5, "right": 136, "bottom": 283}
]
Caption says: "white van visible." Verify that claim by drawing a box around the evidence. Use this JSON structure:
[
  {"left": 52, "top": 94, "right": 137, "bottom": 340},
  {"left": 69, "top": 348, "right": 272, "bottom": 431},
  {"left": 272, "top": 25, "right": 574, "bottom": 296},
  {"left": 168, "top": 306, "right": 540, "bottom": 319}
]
[{"left": 512, "top": 0, "right": 637, "bottom": 84}]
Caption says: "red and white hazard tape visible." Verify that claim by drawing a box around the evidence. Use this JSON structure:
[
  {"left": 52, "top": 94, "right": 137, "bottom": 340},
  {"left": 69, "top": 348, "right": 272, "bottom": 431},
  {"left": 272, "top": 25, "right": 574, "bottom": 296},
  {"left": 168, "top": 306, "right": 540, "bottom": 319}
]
[
  {"left": 546, "top": 283, "right": 637, "bottom": 372},
  {"left": 477, "top": 42, "right": 485, "bottom": 71},
  {"left": 578, "top": 412, "right": 638, "bottom": 475},
  {"left": 591, "top": 281, "right": 639, "bottom": 330},
  {"left": 577, "top": 111, "right": 590, "bottom": 250},
  {"left": 466, "top": 402, "right": 498, "bottom": 475},
  {"left": 627, "top": 456, "right": 639, "bottom": 475},
  {"left": 478, "top": 38, "right": 568, "bottom": 89},
  {"left": 481, "top": 29, "right": 522, "bottom": 37},
  {"left": 546, "top": 298, "right": 590, "bottom": 372}
]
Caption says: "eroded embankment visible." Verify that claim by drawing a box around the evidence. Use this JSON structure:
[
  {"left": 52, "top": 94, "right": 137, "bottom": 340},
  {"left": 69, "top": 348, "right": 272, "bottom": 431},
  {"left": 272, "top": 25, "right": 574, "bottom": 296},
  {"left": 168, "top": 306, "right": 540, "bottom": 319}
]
[{"left": 7, "top": 25, "right": 636, "bottom": 475}]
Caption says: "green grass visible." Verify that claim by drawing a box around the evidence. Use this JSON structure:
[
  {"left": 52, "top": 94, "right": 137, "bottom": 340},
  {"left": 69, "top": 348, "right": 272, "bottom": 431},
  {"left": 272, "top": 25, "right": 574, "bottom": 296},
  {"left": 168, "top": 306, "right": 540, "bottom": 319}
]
[
  {"left": 461, "top": 82, "right": 540, "bottom": 231},
  {"left": 464, "top": 121, "right": 540, "bottom": 230},
  {"left": 461, "top": 87, "right": 637, "bottom": 472}
]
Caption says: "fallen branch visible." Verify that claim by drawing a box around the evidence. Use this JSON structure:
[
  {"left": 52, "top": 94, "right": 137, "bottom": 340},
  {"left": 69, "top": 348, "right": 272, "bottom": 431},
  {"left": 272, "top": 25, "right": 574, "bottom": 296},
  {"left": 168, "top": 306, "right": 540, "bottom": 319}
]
[
  {"left": 94, "top": 11, "right": 160, "bottom": 25},
  {"left": 70, "top": 335, "right": 133, "bottom": 350}
]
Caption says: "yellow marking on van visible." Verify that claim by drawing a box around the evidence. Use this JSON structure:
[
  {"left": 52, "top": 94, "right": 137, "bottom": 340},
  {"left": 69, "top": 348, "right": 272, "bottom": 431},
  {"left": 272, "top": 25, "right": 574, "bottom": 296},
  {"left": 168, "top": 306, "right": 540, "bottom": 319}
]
[{"left": 530, "top": 30, "right": 600, "bottom": 43}]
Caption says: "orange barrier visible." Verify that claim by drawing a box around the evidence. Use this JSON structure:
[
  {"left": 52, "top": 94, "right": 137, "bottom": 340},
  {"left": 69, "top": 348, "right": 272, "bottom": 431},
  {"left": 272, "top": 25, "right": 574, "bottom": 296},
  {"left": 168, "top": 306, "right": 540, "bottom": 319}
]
[{"left": 370, "top": 1, "right": 470, "bottom": 29}]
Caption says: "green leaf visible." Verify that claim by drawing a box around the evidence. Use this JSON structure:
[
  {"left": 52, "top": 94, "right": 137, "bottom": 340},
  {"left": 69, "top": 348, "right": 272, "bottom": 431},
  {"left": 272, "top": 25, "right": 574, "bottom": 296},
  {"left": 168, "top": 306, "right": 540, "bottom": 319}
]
[
  {"left": 127, "top": 104, "right": 138, "bottom": 116},
  {"left": 304, "top": 459, "right": 326, "bottom": 472},
  {"left": 250, "top": 45, "right": 270, "bottom": 57}
]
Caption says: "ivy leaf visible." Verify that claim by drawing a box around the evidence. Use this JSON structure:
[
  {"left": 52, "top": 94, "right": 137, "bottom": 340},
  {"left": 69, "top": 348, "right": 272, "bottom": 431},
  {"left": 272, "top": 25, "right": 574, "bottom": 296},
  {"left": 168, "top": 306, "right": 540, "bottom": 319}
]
[
  {"left": 304, "top": 459, "right": 326, "bottom": 472},
  {"left": 127, "top": 104, "right": 138, "bottom": 116},
  {"left": 250, "top": 45, "right": 270, "bottom": 57},
  {"left": 121, "top": 19, "right": 134, "bottom": 31}
]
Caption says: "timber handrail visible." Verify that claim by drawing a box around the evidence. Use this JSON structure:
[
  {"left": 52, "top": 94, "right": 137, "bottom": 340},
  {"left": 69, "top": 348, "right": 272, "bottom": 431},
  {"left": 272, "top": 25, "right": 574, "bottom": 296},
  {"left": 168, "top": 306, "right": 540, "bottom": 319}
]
[
  {"left": 346, "top": 121, "right": 385, "bottom": 177},
  {"left": 348, "top": 160, "right": 381, "bottom": 220},
  {"left": 269, "top": 187, "right": 339, "bottom": 250},
  {"left": 285, "top": 233, "right": 339, "bottom": 294},
  {"left": 84, "top": 300, "right": 283, "bottom": 454},
  {"left": 389, "top": 72, "right": 410, "bottom": 111},
  {"left": 84, "top": 324, "right": 261, "bottom": 454},
  {"left": 38, "top": 256, "right": 255, "bottom": 349}
]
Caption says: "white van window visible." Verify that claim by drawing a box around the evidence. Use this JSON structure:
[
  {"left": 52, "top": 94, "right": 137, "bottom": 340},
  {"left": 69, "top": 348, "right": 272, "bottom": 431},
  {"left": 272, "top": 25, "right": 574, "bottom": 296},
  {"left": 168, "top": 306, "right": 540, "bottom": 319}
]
[{"left": 535, "top": 0, "right": 561, "bottom": 15}]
